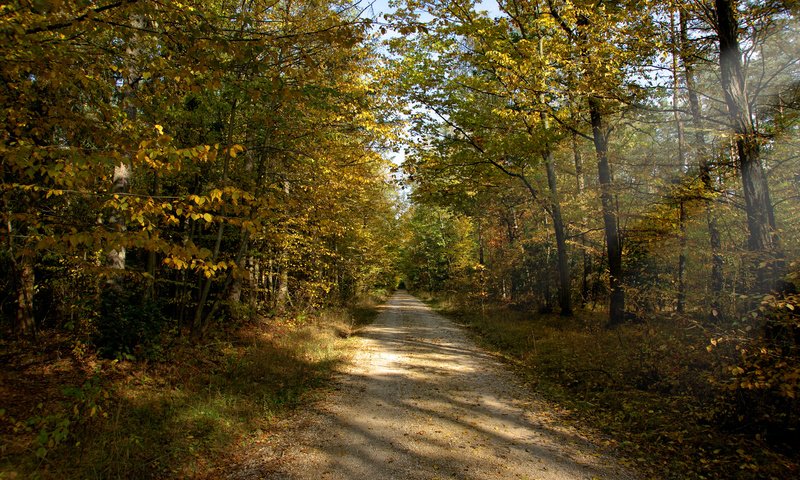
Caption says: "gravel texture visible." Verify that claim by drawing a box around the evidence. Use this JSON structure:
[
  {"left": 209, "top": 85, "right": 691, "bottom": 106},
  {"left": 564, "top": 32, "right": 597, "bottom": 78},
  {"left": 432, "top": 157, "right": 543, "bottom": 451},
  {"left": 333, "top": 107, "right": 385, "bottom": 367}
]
[{"left": 230, "top": 291, "right": 635, "bottom": 480}]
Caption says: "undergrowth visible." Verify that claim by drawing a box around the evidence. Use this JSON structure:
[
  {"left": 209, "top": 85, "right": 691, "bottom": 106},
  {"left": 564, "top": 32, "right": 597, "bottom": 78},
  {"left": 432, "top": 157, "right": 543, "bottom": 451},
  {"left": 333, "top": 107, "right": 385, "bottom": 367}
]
[
  {"left": 0, "top": 301, "right": 380, "bottom": 479},
  {"left": 424, "top": 294, "right": 798, "bottom": 480}
]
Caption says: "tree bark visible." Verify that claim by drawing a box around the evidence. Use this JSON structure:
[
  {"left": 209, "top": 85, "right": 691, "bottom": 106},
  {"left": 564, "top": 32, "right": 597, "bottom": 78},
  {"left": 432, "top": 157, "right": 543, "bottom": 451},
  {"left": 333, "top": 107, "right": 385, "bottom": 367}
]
[
  {"left": 477, "top": 219, "right": 485, "bottom": 266},
  {"left": 677, "top": 202, "right": 687, "bottom": 312},
  {"left": 543, "top": 147, "right": 572, "bottom": 316},
  {"left": 534, "top": 35, "right": 572, "bottom": 316},
  {"left": 107, "top": 162, "right": 130, "bottom": 271},
  {"left": 589, "top": 97, "right": 625, "bottom": 326},
  {"left": 680, "top": 9, "right": 724, "bottom": 318},
  {"left": 15, "top": 255, "right": 36, "bottom": 337},
  {"left": 572, "top": 132, "right": 590, "bottom": 307},
  {"left": 671, "top": 7, "right": 688, "bottom": 314},
  {"left": 192, "top": 98, "right": 238, "bottom": 338},
  {"left": 275, "top": 180, "right": 291, "bottom": 313},
  {"left": 145, "top": 170, "right": 159, "bottom": 301},
  {"left": 192, "top": 220, "right": 224, "bottom": 335},
  {"left": 714, "top": 0, "right": 783, "bottom": 293},
  {"left": 107, "top": 14, "right": 142, "bottom": 275},
  {"left": 5, "top": 200, "right": 35, "bottom": 337}
]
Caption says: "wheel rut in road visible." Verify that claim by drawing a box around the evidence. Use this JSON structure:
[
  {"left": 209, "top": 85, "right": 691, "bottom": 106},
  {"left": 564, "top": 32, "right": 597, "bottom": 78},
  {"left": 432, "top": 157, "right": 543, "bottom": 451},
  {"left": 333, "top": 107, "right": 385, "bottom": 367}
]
[{"left": 231, "top": 291, "right": 634, "bottom": 480}]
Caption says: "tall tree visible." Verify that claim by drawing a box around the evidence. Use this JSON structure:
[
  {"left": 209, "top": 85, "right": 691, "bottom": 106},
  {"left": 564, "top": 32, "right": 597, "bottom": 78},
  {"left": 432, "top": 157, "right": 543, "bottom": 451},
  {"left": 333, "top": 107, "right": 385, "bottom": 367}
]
[
  {"left": 713, "top": 0, "right": 784, "bottom": 292},
  {"left": 678, "top": 4, "right": 724, "bottom": 317}
]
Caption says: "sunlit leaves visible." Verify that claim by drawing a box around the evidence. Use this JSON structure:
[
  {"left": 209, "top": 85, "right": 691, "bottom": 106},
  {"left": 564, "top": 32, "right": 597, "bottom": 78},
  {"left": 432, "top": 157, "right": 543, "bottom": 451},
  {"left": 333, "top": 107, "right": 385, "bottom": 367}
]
[{"left": 1, "top": 0, "right": 400, "bottom": 311}]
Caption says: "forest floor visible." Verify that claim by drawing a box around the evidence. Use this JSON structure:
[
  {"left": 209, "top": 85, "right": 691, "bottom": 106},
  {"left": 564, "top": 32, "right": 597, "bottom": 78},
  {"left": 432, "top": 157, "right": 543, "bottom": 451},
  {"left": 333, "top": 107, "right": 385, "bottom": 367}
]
[
  {"left": 229, "top": 291, "right": 633, "bottom": 480},
  {"left": 0, "top": 304, "right": 380, "bottom": 479}
]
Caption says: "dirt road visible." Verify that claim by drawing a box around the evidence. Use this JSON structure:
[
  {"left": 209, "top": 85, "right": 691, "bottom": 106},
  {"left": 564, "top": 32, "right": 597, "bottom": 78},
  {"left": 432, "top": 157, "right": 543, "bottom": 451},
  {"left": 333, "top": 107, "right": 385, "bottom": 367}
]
[{"left": 231, "top": 291, "right": 633, "bottom": 479}]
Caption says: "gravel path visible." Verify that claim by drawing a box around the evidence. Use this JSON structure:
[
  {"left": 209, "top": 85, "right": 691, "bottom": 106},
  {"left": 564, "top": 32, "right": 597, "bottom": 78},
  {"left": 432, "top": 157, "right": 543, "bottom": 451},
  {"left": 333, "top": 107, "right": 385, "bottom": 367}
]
[{"left": 231, "top": 291, "right": 634, "bottom": 480}]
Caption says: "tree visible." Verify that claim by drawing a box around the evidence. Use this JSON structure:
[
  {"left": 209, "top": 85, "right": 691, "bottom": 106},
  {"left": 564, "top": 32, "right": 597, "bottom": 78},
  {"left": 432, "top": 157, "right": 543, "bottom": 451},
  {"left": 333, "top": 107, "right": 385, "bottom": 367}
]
[
  {"left": 712, "top": 0, "right": 784, "bottom": 293},
  {"left": 390, "top": 0, "right": 578, "bottom": 314},
  {"left": 390, "top": 0, "right": 662, "bottom": 323},
  {"left": 1, "top": 0, "right": 399, "bottom": 347}
]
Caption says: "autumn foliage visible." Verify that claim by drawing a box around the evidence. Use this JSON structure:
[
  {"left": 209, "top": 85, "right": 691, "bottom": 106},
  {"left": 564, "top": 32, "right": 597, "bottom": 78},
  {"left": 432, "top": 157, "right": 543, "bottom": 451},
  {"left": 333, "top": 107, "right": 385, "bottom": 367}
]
[
  {"left": 2, "top": 0, "right": 800, "bottom": 478},
  {"left": 1, "top": 0, "right": 399, "bottom": 346},
  {"left": 391, "top": 0, "right": 800, "bottom": 477}
]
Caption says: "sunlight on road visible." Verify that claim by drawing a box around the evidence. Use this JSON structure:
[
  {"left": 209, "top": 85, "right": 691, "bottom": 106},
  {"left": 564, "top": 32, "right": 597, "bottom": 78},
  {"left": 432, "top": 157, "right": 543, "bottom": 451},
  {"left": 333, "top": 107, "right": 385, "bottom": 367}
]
[{"left": 261, "top": 291, "right": 633, "bottom": 480}]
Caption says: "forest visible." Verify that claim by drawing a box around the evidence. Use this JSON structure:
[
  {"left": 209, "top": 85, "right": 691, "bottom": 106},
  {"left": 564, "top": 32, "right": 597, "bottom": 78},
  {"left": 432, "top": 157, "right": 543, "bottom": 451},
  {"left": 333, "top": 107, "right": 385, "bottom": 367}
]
[{"left": 1, "top": 0, "right": 799, "bottom": 478}]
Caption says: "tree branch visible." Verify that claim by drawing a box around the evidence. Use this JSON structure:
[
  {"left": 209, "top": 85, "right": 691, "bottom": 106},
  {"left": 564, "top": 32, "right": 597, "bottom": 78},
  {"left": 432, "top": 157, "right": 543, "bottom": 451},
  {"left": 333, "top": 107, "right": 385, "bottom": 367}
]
[{"left": 25, "top": 0, "right": 139, "bottom": 35}]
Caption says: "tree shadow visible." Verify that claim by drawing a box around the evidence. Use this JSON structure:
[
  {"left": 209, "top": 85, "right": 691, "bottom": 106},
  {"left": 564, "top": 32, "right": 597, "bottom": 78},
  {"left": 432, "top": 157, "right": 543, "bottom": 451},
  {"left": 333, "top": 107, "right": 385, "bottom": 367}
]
[{"left": 252, "top": 291, "right": 635, "bottom": 480}]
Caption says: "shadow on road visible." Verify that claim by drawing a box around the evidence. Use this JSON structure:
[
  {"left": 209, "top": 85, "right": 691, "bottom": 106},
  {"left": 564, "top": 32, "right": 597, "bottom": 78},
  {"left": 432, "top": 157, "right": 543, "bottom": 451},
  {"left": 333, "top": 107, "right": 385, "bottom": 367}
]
[{"left": 255, "top": 291, "right": 632, "bottom": 480}]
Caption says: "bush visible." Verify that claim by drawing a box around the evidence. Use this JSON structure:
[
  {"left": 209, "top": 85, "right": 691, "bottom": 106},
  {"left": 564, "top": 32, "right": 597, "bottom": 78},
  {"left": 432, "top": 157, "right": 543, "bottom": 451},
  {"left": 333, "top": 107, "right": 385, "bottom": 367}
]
[
  {"left": 95, "top": 284, "right": 168, "bottom": 359},
  {"left": 709, "top": 280, "right": 800, "bottom": 444}
]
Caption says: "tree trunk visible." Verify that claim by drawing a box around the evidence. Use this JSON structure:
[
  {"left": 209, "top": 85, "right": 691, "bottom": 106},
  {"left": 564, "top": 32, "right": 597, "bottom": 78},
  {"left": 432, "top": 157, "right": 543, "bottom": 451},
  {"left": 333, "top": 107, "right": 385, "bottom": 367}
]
[
  {"left": 267, "top": 257, "right": 275, "bottom": 301},
  {"left": 543, "top": 148, "right": 572, "bottom": 316},
  {"left": 192, "top": 99, "right": 238, "bottom": 338},
  {"left": 707, "top": 203, "right": 724, "bottom": 315},
  {"left": 671, "top": 7, "right": 688, "bottom": 314},
  {"left": 248, "top": 257, "right": 258, "bottom": 320},
  {"left": 588, "top": 97, "right": 625, "bottom": 326},
  {"left": 16, "top": 255, "right": 35, "bottom": 337},
  {"left": 228, "top": 278, "right": 242, "bottom": 303},
  {"left": 677, "top": 202, "right": 687, "bottom": 313},
  {"left": 108, "top": 14, "right": 142, "bottom": 274},
  {"left": 572, "top": 132, "right": 590, "bottom": 307},
  {"left": 5, "top": 202, "right": 35, "bottom": 337},
  {"left": 681, "top": 9, "right": 724, "bottom": 318},
  {"left": 192, "top": 217, "right": 224, "bottom": 336},
  {"left": 200, "top": 228, "right": 251, "bottom": 334},
  {"left": 542, "top": 234, "right": 552, "bottom": 312},
  {"left": 714, "top": 0, "right": 783, "bottom": 293},
  {"left": 176, "top": 216, "right": 198, "bottom": 333},
  {"left": 477, "top": 219, "right": 485, "bottom": 266},
  {"left": 145, "top": 171, "right": 159, "bottom": 301},
  {"left": 275, "top": 180, "right": 291, "bottom": 313},
  {"left": 535, "top": 36, "right": 572, "bottom": 316},
  {"left": 107, "top": 163, "right": 130, "bottom": 271}
]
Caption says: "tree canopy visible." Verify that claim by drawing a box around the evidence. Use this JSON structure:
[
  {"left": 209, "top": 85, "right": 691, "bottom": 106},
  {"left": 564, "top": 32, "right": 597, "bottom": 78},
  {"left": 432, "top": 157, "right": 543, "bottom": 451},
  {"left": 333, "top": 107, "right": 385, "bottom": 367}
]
[{"left": 1, "top": 0, "right": 401, "bottom": 344}]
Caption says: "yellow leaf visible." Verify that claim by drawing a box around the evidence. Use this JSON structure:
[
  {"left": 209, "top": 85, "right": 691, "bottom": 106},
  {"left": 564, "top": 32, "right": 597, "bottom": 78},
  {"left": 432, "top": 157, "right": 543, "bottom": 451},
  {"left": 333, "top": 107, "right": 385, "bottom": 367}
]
[
  {"left": 203, "top": 213, "right": 212, "bottom": 222},
  {"left": 229, "top": 144, "right": 244, "bottom": 158}
]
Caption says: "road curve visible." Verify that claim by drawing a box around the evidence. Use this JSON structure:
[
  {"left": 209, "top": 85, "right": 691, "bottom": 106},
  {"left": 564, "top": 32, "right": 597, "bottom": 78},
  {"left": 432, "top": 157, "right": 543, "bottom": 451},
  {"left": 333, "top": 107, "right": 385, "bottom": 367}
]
[{"left": 231, "top": 291, "right": 634, "bottom": 480}]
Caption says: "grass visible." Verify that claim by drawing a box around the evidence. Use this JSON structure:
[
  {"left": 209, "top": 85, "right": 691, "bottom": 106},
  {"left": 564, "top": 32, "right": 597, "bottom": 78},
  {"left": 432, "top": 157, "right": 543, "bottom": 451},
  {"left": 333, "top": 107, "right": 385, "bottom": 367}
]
[
  {"left": 423, "top": 295, "right": 799, "bottom": 480},
  {"left": 0, "top": 301, "right": 381, "bottom": 479}
]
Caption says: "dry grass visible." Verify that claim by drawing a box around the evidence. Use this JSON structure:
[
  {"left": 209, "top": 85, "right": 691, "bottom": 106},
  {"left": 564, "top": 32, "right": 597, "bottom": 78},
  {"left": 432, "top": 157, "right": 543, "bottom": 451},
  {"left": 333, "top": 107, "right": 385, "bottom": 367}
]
[{"left": 0, "top": 303, "right": 380, "bottom": 479}]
